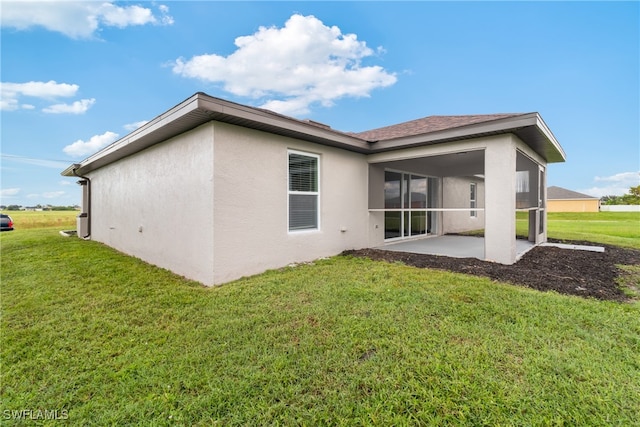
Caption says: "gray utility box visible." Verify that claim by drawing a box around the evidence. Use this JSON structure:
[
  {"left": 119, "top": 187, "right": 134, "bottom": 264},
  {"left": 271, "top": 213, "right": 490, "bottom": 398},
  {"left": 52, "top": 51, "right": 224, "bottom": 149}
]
[{"left": 77, "top": 213, "right": 88, "bottom": 238}]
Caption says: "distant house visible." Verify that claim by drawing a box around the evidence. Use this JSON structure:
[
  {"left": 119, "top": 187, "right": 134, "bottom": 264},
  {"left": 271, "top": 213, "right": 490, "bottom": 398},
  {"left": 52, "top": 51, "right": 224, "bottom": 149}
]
[
  {"left": 62, "top": 93, "right": 566, "bottom": 286},
  {"left": 547, "top": 186, "right": 599, "bottom": 212}
]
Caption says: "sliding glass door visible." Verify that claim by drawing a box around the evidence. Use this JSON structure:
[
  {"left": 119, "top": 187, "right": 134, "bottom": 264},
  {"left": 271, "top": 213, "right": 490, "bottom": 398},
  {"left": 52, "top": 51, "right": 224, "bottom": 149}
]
[
  {"left": 384, "top": 171, "right": 436, "bottom": 240},
  {"left": 384, "top": 171, "right": 402, "bottom": 239}
]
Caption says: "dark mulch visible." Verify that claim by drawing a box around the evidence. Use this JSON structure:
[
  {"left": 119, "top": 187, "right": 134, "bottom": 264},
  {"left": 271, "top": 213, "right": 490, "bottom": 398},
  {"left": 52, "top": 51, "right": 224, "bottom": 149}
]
[{"left": 343, "top": 239, "right": 640, "bottom": 302}]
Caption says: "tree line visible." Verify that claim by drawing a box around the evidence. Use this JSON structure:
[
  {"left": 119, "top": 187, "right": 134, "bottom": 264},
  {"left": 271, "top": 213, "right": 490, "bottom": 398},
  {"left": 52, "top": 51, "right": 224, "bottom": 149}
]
[
  {"left": 600, "top": 185, "right": 640, "bottom": 205},
  {"left": 0, "top": 204, "right": 80, "bottom": 211}
]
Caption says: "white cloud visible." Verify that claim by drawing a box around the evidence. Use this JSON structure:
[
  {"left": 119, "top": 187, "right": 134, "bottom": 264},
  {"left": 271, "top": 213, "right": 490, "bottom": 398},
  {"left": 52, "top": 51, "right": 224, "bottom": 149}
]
[
  {"left": 172, "top": 14, "right": 397, "bottom": 116},
  {"left": 594, "top": 171, "right": 639, "bottom": 184},
  {"left": 99, "top": 3, "right": 155, "bottom": 27},
  {"left": 1, "top": 153, "right": 70, "bottom": 169},
  {"left": 23, "top": 191, "right": 66, "bottom": 201},
  {"left": 157, "top": 5, "right": 174, "bottom": 25},
  {"left": 43, "top": 98, "right": 96, "bottom": 114},
  {"left": 579, "top": 171, "right": 640, "bottom": 198},
  {"left": 42, "top": 191, "right": 66, "bottom": 199},
  {"left": 1, "top": 80, "right": 81, "bottom": 111},
  {"left": 0, "top": 98, "right": 19, "bottom": 111},
  {"left": 1, "top": 80, "right": 94, "bottom": 114},
  {"left": 1, "top": 80, "right": 78, "bottom": 98},
  {"left": 124, "top": 120, "right": 149, "bottom": 131},
  {"left": 0, "top": 1, "right": 174, "bottom": 39},
  {"left": 1, "top": 188, "right": 20, "bottom": 197},
  {"left": 63, "top": 131, "right": 120, "bottom": 158}
]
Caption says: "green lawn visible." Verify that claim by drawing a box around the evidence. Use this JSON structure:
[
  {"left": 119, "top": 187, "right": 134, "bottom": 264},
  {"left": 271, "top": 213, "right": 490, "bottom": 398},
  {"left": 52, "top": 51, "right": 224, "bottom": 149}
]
[
  {"left": 2, "top": 225, "right": 639, "bottom": 425},
  {"left": 1, "top": 210, "right": 77, "bottom": 230},
  {"left": 546, "top": 212, "right": 640, "bottom": 249},
  {"left": 514, "top": 212, "right": 639, "bottom": 249}
]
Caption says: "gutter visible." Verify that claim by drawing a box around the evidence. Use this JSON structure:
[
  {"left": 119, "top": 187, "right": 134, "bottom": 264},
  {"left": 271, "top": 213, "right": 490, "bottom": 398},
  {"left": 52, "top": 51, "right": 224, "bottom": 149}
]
[
  {"left": 60, "top": 93, "right": 567, "bottom": 179},
  {"left": 72, "top": 165, "right": 91, "bottom": 239}
]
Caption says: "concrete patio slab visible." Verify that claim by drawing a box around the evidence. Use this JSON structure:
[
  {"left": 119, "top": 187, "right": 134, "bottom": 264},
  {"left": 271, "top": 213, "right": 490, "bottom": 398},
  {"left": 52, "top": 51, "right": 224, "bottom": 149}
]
[{"left": 376, "top": 235, "right": 536, "bottom": 262}]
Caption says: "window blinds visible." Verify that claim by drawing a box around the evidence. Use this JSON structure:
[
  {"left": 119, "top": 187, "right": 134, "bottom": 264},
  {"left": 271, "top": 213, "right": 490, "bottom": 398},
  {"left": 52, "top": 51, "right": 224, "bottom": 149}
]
[
  {"left": 288, "top": 152, "right": 319, "bottom": 230},
  {"left": 289, "top": 153, "right": 318, "bottom": 192}
]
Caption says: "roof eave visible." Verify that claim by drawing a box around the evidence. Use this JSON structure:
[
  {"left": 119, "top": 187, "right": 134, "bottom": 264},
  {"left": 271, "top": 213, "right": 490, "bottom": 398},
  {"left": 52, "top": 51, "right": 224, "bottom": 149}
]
[
  {"left": 62, "top": 93, "right": 566, "bottom": 177},
  {"left": 550, "top": 198, "right": 600, "bottom": 201},
  {"left": 62, "top": 93, "right": 370, "bottom": 176},
  {"left": 533, "top": 113, "right": 566, "bottom": 163},
  {"left": 368, "top": 112, "right": 567, "bottom": 163},
  {"left": 195, "top": 95, "right": 371, "bottom": 152},
  {"left": 62, "top": 93, "right": 204, "bottom": 176}
]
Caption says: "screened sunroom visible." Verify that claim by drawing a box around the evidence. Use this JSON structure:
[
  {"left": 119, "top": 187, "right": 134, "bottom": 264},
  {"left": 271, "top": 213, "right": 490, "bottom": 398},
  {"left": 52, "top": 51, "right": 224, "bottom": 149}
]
[{"left": 367, "top": 133, "right": 552, "bottom": 265}]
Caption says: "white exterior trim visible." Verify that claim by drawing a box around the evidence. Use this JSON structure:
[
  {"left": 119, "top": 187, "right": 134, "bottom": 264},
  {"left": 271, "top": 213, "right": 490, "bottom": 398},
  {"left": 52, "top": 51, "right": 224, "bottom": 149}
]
[{"left": 287, "top": 149, "right": 321, "bottom": 233}]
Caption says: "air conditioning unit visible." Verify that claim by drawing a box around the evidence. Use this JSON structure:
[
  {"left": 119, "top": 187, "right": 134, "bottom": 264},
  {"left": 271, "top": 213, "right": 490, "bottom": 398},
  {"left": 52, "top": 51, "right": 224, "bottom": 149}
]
[{"left": 77, "top": 213, "right": 88, "bottom": 238}]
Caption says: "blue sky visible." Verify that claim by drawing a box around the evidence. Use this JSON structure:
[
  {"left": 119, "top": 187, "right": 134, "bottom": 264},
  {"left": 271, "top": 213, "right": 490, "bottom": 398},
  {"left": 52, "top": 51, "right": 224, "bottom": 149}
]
[{"left": 1, "top": 1, "right": 638, "bottom": 207}]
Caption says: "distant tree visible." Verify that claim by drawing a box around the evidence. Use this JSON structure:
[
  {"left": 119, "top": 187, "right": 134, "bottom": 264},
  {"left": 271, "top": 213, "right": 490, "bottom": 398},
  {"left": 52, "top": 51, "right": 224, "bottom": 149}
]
[
  {"left": 601, "top": 186, "right": 640, "bottom": 205},
  {"left": 6, "top": 205, "right": 22, "bottom": 211},
  {"left": 601, "top": 195, "right": 620, "bottom": 205},
  {"left": 49, "top": 205, "right": 77, "bottom": 211},
  {"left": 621, "top": 185, "right": 640, "bottom": 205}
]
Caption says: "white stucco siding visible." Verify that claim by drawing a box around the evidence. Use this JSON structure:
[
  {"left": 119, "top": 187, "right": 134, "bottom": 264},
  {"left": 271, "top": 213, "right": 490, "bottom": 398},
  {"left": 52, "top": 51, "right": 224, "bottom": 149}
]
[
  {"left": 88, "top": 124, "right": 215, "bottom": 284},
  {"left": 442, "top": 176, "right": 485, "bottom": 234},
  {"left": 211, "top": 122, "right": 369, "bottom": 284},
  {"left": 483, "top": 135, "right": 517, "bottom": 263}
]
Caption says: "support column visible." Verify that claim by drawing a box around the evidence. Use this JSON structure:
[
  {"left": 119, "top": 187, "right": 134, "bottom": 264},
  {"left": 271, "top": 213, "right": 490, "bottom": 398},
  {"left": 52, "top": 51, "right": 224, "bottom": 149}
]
[{"left": 484, "top": 136, "right": 517, "bottom": 264}]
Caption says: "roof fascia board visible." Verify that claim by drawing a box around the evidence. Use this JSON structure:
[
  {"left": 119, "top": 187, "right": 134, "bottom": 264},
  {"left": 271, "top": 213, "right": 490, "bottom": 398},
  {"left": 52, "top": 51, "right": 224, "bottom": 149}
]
[
  {"left": 63, "top": 94, "right": 202, "bottom": 176},
  {"left": 63, "top": 93, "right": 372, "bottom": 176},
  {"left": 368, "top": 113, "right": 567, "bottom": 164},
  {"left": 88, "top": 94, "right": 201, "bottom": 164},
  {"left": 62, "top": 93, "right": 566, "bottom": 177},
  {"left": 534, "top": 113, "right": 566, "bottom": 162},
  {"left": 196, "top": 94, "right": 371, "bottom": 151},
  {"left": 550, "top": 198, "right": 599, "bottom": 201},
  {"left": 370, "top": 113, "right": 539, "bottom": 151}
]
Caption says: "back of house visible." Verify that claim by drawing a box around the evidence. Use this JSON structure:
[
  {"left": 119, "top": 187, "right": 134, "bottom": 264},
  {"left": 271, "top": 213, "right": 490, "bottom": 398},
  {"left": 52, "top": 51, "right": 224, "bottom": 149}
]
[{"left": 62, "top": 93, "right": 566, "bottom": 285}]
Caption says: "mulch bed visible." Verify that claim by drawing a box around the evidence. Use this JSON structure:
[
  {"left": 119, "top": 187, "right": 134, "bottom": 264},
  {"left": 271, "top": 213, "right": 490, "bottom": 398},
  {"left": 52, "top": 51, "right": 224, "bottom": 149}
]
[{"left": 343, "top": 239, "right": 640, "bottom": 302}]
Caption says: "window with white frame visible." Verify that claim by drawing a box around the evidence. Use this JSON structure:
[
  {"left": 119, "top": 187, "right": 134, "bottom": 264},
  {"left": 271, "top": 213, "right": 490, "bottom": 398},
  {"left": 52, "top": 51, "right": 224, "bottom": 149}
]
[
  {"left": 288, "top": 150, "right": 319, "bottom": 231},
  {"left": 470, "top": 182, "right": 477, "bottom": 217}
]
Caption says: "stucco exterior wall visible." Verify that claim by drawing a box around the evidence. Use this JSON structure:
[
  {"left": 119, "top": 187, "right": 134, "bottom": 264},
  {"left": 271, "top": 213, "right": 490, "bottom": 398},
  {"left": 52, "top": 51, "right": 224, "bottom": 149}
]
[
  {"left": 483, "top": 135, "right": 517, "bottom": 263},
  {"left": 88, "top": 124, "right": 215, "bottom": 284},
  {"left": 211, "top": 122, "right": 370, "bottom": 284},
  {"left": 83, "top": 121, "right": 553, "bottom": 284},
  {"left": 548, "top": 199, "right": 599, "bottom": 212},
  {"left": 442, "top": 176, "right": 485, "bottom": 234}
]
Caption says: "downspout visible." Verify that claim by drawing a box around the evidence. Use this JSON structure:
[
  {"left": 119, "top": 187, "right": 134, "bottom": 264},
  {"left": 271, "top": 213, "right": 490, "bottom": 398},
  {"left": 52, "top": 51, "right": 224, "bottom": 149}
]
[{"left": 72, "top": 166, "right": 91, "bottom": 239}]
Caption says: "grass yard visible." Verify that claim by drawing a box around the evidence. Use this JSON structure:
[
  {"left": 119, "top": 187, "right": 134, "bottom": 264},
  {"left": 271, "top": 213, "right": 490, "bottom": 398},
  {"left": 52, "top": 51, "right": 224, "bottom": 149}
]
[
  {"left": 2, "top": 225, "right": 639, "bottom": 425},
  {"left": 514, "top": 211, "right": 639, "bottom": 249},
  {"left": 2, "top": 210, "right": 77, "bottom": 230},
  {"left": 546, "top": 212, "right": 640, "bottom": 249}
]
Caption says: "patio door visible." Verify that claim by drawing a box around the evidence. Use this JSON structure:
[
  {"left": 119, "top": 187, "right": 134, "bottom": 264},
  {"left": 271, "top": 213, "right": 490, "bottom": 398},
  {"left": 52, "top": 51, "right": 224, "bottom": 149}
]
[{"left": 384, "top": 171, "right": 434, "bottom": 240}]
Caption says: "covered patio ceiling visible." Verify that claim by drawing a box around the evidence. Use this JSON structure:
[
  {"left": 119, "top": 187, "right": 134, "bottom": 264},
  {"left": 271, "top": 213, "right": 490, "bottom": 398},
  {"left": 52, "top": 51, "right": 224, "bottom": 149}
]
[{"left": 378, "top": 150, "right": 485, "bottom": 178}]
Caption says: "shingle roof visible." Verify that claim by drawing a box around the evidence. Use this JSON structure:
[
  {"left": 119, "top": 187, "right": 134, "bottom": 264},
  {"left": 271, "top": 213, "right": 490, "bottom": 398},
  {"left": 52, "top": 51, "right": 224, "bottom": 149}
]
[
  {"left": 350, "top": 113, "right": 526, "bottom": 141},
  {"left": 547, "top": 186, "right": 598, "bottom": 200},
  {"left": 62, "top": 93, "right": 567, "bottom": 177}
]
